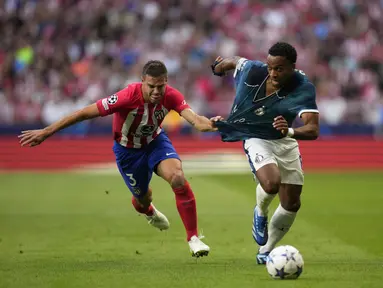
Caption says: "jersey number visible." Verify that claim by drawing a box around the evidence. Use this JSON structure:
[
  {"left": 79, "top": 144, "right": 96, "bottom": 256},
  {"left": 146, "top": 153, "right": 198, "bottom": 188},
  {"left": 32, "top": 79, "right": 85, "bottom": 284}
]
[{"left": 126, "top": 173, "right": 137, "bottom": 186}]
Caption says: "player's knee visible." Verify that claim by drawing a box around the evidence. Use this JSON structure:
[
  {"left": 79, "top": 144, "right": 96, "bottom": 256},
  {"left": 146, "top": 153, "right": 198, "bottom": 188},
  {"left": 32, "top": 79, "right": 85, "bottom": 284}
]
[
  {"left": 281, "top": 200, "right": 301, "bottom": 212},
  {"left": 262, "top": 179, "right": 280, "bottom": 194},
  {"left": 169, "top": 168, "right": 185, "bottom": 188}
]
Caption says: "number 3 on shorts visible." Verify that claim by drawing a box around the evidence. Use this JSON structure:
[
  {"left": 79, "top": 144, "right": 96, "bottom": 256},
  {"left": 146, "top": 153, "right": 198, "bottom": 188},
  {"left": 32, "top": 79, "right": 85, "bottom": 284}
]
[{"left": 125, "top": 173, "right": 137, "bottom": 187}]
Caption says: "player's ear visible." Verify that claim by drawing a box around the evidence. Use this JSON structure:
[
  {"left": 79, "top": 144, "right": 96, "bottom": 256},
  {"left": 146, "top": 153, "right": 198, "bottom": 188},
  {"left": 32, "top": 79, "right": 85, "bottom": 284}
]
[{"left": 141, "top": 75, "right": 145, "bottom": 82}]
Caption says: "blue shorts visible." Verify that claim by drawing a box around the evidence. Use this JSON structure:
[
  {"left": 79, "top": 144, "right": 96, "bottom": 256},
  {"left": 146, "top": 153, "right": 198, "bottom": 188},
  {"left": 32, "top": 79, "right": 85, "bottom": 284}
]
[{"left": 113, "top": 131, "right": 180, "bottom": 198}]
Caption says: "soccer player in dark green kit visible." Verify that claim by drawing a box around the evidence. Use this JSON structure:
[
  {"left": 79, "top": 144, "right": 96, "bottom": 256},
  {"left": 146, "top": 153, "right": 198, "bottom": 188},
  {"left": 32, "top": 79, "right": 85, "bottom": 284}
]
[{"left": 211, "top": 42, "right": 320, "bottom": 264}]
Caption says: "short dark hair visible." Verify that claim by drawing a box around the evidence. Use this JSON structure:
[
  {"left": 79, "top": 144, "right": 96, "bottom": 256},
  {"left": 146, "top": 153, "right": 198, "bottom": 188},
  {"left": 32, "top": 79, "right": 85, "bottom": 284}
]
[
  {"left": 268, "top": 42, "right": 297, "bottom": 64},
  {"left": 142, "top": 60, "right": 168, "bottom": 77}
]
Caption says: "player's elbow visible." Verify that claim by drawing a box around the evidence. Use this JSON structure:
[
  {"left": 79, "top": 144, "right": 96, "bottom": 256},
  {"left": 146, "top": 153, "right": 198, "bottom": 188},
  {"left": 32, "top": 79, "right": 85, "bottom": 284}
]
[{"left": 311, "top": 126, "right": 319, "bottom": 140}]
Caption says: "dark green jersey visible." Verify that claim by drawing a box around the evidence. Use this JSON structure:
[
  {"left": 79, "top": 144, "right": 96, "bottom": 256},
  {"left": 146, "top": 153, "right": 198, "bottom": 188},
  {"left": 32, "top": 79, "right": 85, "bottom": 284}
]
[{"left": 215, "top": 58, "right": 319, "bottom": 142}]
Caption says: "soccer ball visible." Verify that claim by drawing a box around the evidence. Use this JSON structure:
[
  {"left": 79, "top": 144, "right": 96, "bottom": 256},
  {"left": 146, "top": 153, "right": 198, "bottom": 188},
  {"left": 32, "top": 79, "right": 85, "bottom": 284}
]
[{"left": 266, "top": 245, "right": 304, "bottom": 280}]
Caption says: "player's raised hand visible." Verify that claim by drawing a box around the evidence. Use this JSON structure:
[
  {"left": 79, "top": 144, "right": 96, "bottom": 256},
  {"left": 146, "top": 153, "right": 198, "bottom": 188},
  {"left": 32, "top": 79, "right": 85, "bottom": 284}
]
[
  {"left": 211, "top": 56, "right": 225, "bottom": 76},
  {"left": 18, "top": 129, "right": 50, "bottom": 147},
  {"left": 273, "top": 116, "right": 289, "bottom": 136}
]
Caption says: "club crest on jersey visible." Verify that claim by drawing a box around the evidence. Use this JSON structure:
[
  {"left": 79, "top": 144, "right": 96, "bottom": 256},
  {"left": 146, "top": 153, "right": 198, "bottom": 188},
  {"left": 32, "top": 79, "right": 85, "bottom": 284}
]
[
  {"left": 154, "top": 110, "right": 165, "bottom": 120},
  {"left": 107, "top": 94, "right": 118, "bottom": 105},
  {"left": 254, "top": 106, "right": 266, "bottom": 116}
]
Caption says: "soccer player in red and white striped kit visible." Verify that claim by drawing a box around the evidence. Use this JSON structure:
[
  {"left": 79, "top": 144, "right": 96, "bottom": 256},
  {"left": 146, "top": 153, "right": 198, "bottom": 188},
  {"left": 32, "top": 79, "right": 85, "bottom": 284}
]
[{"left": 19, "top": 60, "right": 218, "bottom": 257}]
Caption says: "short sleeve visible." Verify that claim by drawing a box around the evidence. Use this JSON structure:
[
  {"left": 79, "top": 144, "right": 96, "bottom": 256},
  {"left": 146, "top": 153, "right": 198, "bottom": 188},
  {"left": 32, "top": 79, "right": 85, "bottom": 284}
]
[
  {"left": 166, "top": 88, "right": 190, "bottom": 114},
  {"left": 233, "top": 58, "right": 266, "bottom": 86},
  {"left": 289, "top": 83, "right": 319, "bottom": 118},
  {"left": 96, "top": 86, "right": 134, "bottom": 117}
]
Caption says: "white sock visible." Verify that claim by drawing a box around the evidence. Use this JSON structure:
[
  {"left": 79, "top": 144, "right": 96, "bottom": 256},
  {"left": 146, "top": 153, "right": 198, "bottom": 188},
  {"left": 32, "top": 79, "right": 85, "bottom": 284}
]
[
  {"left": 259, "top": 204, "right": 297, "bottom": 254},
  {"left": 256, "top": 184, "right": 276, "bottom": 216}
]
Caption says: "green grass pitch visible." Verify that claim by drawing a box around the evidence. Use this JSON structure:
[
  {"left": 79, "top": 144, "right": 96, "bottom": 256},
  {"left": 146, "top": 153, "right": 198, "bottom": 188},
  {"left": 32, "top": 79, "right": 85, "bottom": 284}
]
[{"left": 0, "top": 172, "right": 383, "bottom": 288}]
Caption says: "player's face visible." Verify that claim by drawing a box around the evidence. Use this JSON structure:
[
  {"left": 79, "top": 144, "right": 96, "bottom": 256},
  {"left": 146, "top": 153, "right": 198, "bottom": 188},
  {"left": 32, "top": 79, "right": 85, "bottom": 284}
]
[
  {"left": 142, "top": 75, "right": 167, "bottom": 104},
  {"left": 266, "top": 55, "right": 295, "bottom": 89}
]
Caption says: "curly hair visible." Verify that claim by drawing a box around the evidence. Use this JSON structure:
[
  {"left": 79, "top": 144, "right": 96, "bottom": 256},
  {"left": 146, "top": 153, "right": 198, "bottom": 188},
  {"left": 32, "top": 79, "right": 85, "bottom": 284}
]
[{"left": 268, "top": 42, "right": 297, "bottom": 64}]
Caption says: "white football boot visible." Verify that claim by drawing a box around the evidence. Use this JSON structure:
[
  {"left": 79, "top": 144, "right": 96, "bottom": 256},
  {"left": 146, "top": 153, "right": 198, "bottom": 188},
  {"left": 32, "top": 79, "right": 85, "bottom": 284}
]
[
  {"left": 145, "top": 205, "right": 170, "bottom": 231},
  {"left": 188, "top": 235, "right": 210, "bottom": 258}
]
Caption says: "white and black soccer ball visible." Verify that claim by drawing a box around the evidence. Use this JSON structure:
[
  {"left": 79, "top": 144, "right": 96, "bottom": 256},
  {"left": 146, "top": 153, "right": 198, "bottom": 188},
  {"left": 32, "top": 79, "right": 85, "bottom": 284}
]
[{"left": 266, "top": 245, "right": 304, "bottom": 280}]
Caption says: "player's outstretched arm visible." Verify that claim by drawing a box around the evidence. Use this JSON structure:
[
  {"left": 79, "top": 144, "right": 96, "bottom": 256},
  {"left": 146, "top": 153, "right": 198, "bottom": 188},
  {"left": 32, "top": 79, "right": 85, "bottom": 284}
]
[
  {"left": 18, "top": 103, "right": 100, "bottom": 147},
  {"left": 211, "top": 56, "right": 241, "bottom": 76},
  {"left": 180, "top": 108, "right": 218, "bottom": 132}
]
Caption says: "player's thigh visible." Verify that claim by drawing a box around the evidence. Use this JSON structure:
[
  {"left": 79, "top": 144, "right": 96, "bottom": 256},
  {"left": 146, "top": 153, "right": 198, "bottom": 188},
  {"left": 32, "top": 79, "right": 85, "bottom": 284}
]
[
  {"left": 147, "top": 132, "right": 183, "bottom": 184},
  {"left": 278, "top": 184, "right": 302, "bottom": 212},
  {"left": 113, "top": 143, "right": 152, "bottom": 199},
  {"left": 243, "top": 138, "right": 281, "bottom": 194},
  {"left": 277, "top": 146, "right": 304, "bottom": 186}
]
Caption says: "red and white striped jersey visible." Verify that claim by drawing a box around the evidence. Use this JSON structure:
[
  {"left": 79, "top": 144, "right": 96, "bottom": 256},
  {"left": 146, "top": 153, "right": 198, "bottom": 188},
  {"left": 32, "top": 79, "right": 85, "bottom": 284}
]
[{"left": 96, "top": 83, "right": 190, "bottom": 148}]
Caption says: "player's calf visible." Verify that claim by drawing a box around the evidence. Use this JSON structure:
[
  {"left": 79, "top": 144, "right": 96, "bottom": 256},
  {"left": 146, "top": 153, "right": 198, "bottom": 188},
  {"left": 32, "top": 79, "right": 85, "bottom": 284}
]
[
  {"left": 157, "top": 159, "right": 199, "bottom": 241},
  {"left": 172, "top": 180, "right": 198, "bottom": 241},
  {"left": 131, "top": 188, "right": 154, "bottom": 215},
  {"left": 132, "top": 196, "right": 154, "bottom": 216}
]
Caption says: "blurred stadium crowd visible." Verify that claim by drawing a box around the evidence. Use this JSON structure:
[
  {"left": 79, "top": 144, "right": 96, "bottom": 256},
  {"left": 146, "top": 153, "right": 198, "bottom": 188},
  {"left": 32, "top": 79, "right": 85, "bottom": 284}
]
[{"left": 0, "top": 0, "right": 382, "bottom": 129}]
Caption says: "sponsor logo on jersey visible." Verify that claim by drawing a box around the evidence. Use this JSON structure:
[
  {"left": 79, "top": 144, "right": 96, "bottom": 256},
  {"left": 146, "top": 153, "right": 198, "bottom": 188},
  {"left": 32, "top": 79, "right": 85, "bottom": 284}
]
[{"left": 140, "top": 125, "right": 155, "bottom": 136}]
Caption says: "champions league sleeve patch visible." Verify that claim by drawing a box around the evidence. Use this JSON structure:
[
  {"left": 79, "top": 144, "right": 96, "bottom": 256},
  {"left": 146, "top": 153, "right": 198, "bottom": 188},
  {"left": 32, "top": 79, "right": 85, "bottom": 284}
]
[{"left": 107, "top": 94, "right": 118, "bottom": 105}]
